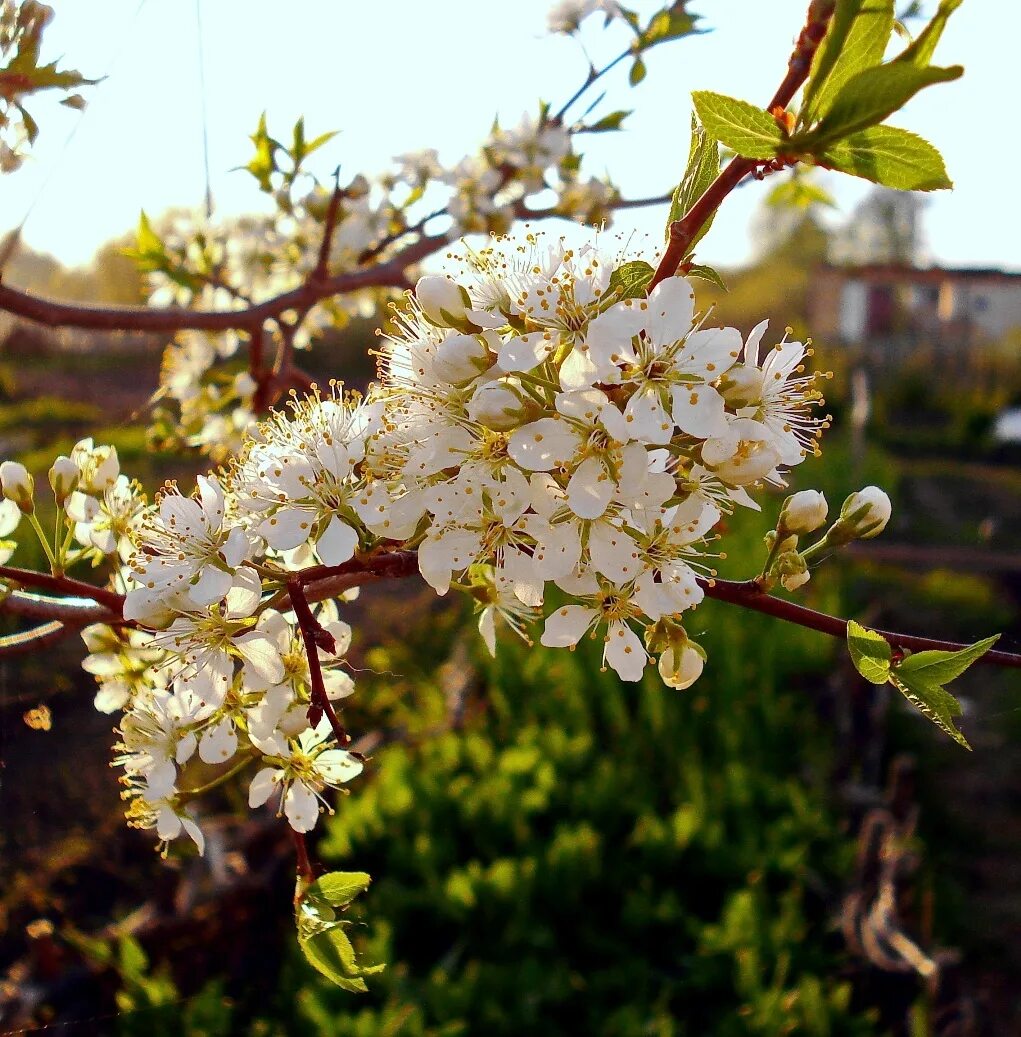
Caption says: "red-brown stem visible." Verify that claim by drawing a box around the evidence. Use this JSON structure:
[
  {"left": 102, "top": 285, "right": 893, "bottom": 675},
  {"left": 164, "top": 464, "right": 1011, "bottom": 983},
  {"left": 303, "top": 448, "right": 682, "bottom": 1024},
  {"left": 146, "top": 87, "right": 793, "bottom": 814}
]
[
  {"left": 649, "top": 0, "right": 836, "bottom": 291},
  {"left": 4, "top": 548, "right": 1018, "bottom": 670},
  {"left": 699, "top": 577, "right": 1021, "bottom": 669},
  {"left": 291, "top": 828, "right": 314, "bottom": 883},
  {"left": 0, "top": 564, "right": 124, "bottom": 613},
  {"left": 288, "top": 578, "right": 351, "bottom": 746},
  {"left": 311, "top": 172, "right": 345, "bottom": 284}
]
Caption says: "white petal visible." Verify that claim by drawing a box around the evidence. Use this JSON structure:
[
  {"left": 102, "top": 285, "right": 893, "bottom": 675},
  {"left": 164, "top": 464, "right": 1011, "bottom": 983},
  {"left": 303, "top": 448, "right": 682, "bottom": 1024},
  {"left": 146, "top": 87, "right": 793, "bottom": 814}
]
[
  {"left": 478, "top": 607, "right": 497, "bottom": 657},
  {"left": 261, "top": 507, "right": 314, "bottom": 551},
  {"left": 507, "top": 418, "right": 578, "bottom": 472},
  {"left": 644, "top": 277, "right": 695, "bottom": 348},
  {"left": 603, "top": 621, "right": 647, "bottom": 681},
  {"left": 235, "top": 631, "right": 286, "bottom": 684},
  {"left": 190, "top": 565, "right": 233, "bottom": 607},
  {"left": 226, "top": 567, "right": 263, "bottom": 619},
  {"left": 249, "top": 766, "right": 282, "bottom": 808},
  {"left": 0, "top": 498, "right": 20, "bottom": 537},
  {"left": 221, "top": 525, "right": 251, "bottom": 568},
  {"left": 316, "top": 749, "right": 363, "bottom": 785},
  {"left": 623, "top": 388, "right": 673, "bottom": 445},
  {"left": 541, "top": 604, "right": 595, "bottom": 648},
  {"left": 566, "top": 456, "right": 614, "bottom": 520},
  {"left": 670, "top": 384, "right": 729, "bottom": 439},
  {"left": 315, "top": 516, "right": 359, "bottom": 566},
  {"left": 199, "top": 719, "right": 238, "bottom": 764},
  {"left": 497, "top": 330, "right": 556, "bottom": 372},
  {"left": 284, "top": 782, "right": 320, "bottom": 832},
  {"left": 588, "top": 522, "right": 639, "bottom": 584}
]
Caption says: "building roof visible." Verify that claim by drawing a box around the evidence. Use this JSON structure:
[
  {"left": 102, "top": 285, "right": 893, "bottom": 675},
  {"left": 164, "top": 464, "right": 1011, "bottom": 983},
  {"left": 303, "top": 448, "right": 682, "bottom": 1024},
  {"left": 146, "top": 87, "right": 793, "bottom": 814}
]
[{"left": 817, "top": 263, "right": 1021, "bottom": 282}]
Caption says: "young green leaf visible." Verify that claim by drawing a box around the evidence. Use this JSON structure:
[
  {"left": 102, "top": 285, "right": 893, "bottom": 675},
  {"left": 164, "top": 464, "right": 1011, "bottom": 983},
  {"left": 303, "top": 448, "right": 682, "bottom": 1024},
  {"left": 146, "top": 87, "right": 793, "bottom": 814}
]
[
  {"left": 300, "top": 925, "right": 385, "bottom": 992},
  {"left": 306, "top": 871, "right": 372, "bottom": 908},
  {"left": 800, "top": 0, "right": 868, "bottom": 124},
  {"left": 766, "top": 174, "right": 837, "bottom": 210},
  {"left": 889, "top": 670, "right": 970, "bottom": 749},
  {"left": 820, "top": 124, "right": 952, "bottom": 190},
  {"left": 801, "top": 61, "right": 962, "bottom": 148},
  {"left": 896, "top": 634, "right": 1000, "bottom": 685},
  {"left": 629, "top": 56, "right": 647, "bottom": 86},
  {"left": 691, "top": 91, "right": 784, "bottom": 159},
  {"left": 608, "top": 259, "right": 655, "bottom": 300},
  {"left": 800, "top": 0, "right": 895, "bottom": 125},
  {"left": 639, "top": 5, "right": 702, "bottom": 50},
  {"left": 894, "top": 0, "right": 962, "bottom": 67},
  {"left": 578, "top": 110, "right": 631, "bottom": 133},
  {"left": 685, "top": 264, "right": 727, "bottom": 291},
  {"left": 846, "top": 619, "right": 892, "bottom": 684},
  {"left": 666, "top": 115, "right": 720, "bottom": 245}
]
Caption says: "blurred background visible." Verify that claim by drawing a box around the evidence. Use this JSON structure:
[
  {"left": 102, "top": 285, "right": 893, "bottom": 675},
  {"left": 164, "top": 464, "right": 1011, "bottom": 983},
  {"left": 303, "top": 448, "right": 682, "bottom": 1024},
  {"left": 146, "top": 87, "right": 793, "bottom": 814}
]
[{"left": 2, "top": 2, "right": 1021, "bottom": 1035}]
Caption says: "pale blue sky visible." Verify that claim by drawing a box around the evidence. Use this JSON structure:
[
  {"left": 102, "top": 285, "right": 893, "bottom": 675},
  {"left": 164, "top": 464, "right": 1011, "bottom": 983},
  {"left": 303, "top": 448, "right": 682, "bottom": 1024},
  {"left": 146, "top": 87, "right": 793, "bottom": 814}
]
[{"left": 2, "top": 0, "right": 1016, "bottom": 272}]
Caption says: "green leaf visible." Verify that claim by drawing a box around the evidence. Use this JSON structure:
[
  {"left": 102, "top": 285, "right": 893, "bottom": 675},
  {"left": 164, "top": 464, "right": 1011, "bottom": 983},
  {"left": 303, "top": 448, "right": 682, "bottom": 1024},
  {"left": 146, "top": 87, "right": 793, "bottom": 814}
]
[
  {"left": 246, "top": 112, "right": 281, "bottom": 193},
  {"left": 629, "top": 56, "right": 647, "bottom": 86},
  {"left": 300, "top": 926, "right": 366, "bottom": 992},
  {"left": 800, "top": 0, "right": 868, "bottom": 124},
  {"left": 691, "top": 91, "right": 784, "bottom": 160},
  {"left": 889, "top": 670, "right": 970, "bottom": 749},
  {"left": 306, "top": 871, "right": 372, "bottom": 908},
  {"left": 766, "top": 173, "right": 837, "bottom": 210},
  {"left": 820, "top": 124, "right": 952, "bottom": 190},
  {"left": 895, "top": 0, "right": 962, "bottom": 67},
  {"left": 639, "top": 5, "right": 702, "bottom": 50},
  {"left": 135, "top": 211, "right": 163, "bottom": 257},
  {"left": 801, "top": 0, "right": 895, "bottom": 124},
  {"left": 685, "top": 264, "right": 727, "bottom": 291},
  {"left": 578, "top": 110, "right": 631, "bottom": 133},
  {"left": 846, "top": 619, "right": 892, "bottom": 684},
  {"left": 801, "top": 61, "right": 962, "bottom": 148},
  {"left": 896, "top": 634, "right": 1000, "bottom": 685},
  {"left": 666, "top": 114, "right": 720, "bottom": 247},
  {"left": 607, "top": 260, "right": 655, "bottom": 300}
]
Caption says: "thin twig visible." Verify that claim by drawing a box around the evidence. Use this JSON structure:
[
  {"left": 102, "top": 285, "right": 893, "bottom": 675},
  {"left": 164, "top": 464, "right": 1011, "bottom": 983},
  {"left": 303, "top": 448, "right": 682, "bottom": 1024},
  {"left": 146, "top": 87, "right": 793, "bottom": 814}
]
[
  {"left": 699, "top": 577, "right": 1021, "bottom": 669},
  {"left": 649, "top": 1, "right": 836, "bottom": 290},
  {"left": 287, "top": 578, "right": 351, "bottom": 746}
]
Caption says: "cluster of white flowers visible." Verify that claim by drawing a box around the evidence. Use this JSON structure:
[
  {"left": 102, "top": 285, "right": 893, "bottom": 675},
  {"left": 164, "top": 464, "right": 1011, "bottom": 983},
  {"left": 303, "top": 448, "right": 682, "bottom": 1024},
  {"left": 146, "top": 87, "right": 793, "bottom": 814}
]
[
  {"left": 368, "top": 234, "right": 829, "bottom": 685},
  {"left": 0, "top": 232, "right": 895, "bottom": 859},
  {"left": 146, "top": 99, "right": 619, "bottom": 458}
]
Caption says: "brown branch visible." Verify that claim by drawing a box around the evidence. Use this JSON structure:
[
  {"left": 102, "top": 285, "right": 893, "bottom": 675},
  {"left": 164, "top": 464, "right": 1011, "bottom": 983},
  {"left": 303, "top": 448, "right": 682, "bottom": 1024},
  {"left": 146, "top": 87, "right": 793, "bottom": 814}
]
[
  {"left": 311, "top": 169, "right": 345, "bottom": 284},
  {"left": 699, "top": 577, "right": 1021, "bottom": 669},
  {"left": 649, "top": 0, "right": 836, "bottom": 291},
  {"left": 288, "top": 577, "right": 351, "bottom": 746},
  {"left": 0, "top": 587, "right": 119, "bottom": 625},
  {"left": 0, "top": 233, "right": 448, "bottom": 334},
  {"left": 0, "top": 564, "right": 124, "bottom": 614}
]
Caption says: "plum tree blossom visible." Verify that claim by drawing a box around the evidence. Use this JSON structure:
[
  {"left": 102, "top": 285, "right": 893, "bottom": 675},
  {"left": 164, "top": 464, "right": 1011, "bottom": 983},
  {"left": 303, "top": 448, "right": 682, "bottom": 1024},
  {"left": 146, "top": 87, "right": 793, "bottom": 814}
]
[{"left": 0, "top": 0, "right": 1002, "bottom": 993}]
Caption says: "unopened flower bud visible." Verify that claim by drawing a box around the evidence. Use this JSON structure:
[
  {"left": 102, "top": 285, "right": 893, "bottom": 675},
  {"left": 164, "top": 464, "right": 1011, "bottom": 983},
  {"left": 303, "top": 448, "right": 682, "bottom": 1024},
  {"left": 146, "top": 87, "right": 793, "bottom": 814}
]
[
  {"left": 48, "top": 456, "right": 78, "bottom": 505},
  {"left": 1, "top": 460, "right": 34, "bottom": 513},
  {"left": 416, "top": 275, "right": 470, "bottom": 327},
  {"left": 658, "top": 643, "right": 705, "bottom": 690},
  {"left": 779, "top": 489, "right": 828, "bottom": 535},
  {"left": 776, "top": 550, "right": 810, "bottom": 591},
  {"left": 838, "top": 486, "right": 891, "bottom": 541},
  {"left": 718, "top": 363, "right": 762, "bottom": 408},
  {"left": 466, "top": 377, "right": 534, "bottom": 430},
  {"left": 434, "top": 332, "right": 493, "bottom": 385}
]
